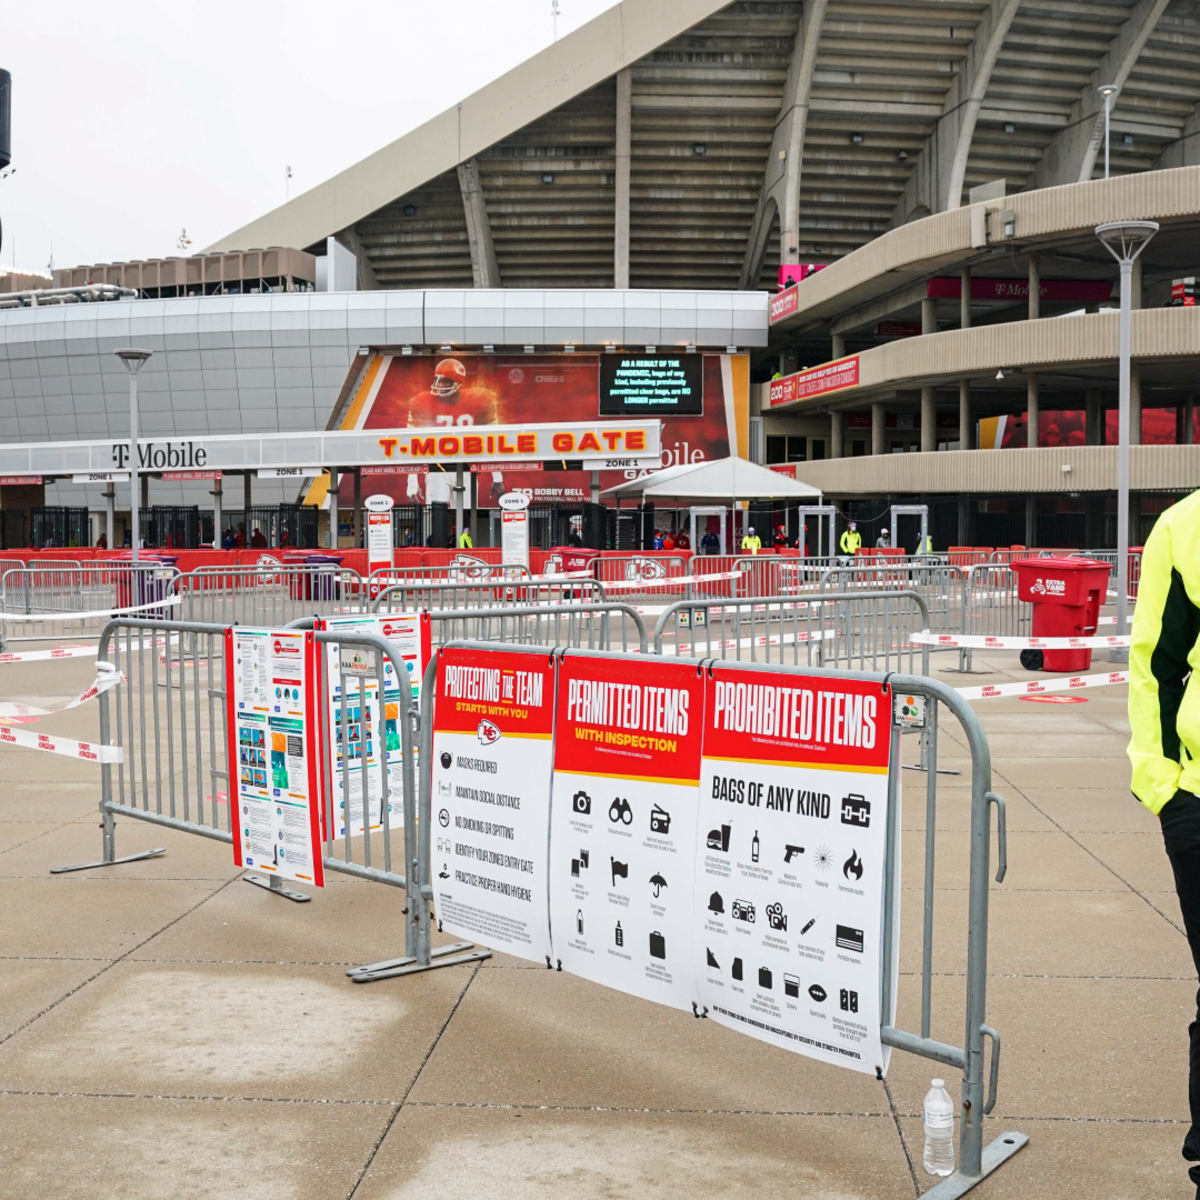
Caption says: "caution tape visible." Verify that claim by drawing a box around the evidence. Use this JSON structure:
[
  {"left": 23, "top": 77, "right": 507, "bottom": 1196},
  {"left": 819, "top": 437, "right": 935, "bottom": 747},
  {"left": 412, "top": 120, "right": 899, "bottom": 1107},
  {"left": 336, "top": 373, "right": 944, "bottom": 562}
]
[
  {"left": 912, "top": 629, "right": 1130, "bottom": 650},
  {"left": 658, "top": 630, "right": 835, "bottom": 657},
  {"left": 0, "top": 592, "right": 181, "bottom": 623},
  {"left": 0, "top": 723, "right": 122, "bottom": 763},
  {"left": 956, "top": 670, "right": 1128, "bottom": 701},
  {"left": 595, "top": 570, "right": 742, "bottom": 593},
  {"left": 0, "top": 642, "right": 101, "bottom": 664},
  {"left": 0, "top": 663, "right": 122, "bottom": 723}
]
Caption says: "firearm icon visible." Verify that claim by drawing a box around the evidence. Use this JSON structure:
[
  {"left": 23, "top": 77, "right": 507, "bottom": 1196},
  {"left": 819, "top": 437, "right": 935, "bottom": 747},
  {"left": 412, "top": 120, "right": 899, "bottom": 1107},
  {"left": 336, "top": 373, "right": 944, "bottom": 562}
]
[{"left": 783, "top": 844, "right": 805, "bottom": 864}]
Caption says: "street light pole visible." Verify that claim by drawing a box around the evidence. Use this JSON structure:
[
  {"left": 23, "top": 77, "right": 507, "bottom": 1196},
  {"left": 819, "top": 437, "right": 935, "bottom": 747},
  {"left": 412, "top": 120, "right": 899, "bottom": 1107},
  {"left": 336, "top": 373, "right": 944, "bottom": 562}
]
[
  {"left": 114, "top": 348, "right": 151, "bottom": 562},
  {"left": 1095, "top": 221, "right": 1158, "bottom": 658},
  {"left": 1098, "top": 84, "right": 1118, "bottom": 181}
]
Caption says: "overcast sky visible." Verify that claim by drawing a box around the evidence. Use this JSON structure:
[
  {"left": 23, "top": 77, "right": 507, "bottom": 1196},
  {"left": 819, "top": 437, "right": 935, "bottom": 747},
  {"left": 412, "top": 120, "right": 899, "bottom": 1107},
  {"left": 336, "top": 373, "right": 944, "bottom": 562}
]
[{"left": 1, "top": 0, "right": 618, "bottom": 276}]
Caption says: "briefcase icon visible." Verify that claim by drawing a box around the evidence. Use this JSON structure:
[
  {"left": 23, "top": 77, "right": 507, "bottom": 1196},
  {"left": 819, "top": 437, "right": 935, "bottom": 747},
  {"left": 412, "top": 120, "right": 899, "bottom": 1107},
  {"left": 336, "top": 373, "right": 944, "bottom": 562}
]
[
  {"left": 649, "top": 930, "right": 666, "bottom": 959},
  {"left": 758, "top": 966, "right": 773, "bottom": 989}
]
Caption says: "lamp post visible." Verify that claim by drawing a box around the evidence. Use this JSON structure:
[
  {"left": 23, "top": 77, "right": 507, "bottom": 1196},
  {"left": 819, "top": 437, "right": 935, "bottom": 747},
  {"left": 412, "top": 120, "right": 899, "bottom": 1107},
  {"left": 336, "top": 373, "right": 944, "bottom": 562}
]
[
  {"left": 1098, "top": 84, "right": 1118, "bottom": 181},
  {"left": 1095, "top": 221, "right": 1158, "bottom": 657},
  {"left": 114, "top": 348, "right": 152, "bottom": 562}
]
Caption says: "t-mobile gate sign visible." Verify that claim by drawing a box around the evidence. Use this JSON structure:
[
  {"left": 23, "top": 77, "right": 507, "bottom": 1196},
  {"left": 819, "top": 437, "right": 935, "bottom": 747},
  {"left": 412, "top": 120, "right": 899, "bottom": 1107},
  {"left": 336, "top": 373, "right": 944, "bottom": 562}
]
[
  {"left": 432, "top": 648, "right": 557, "bottom": 963},
  {"left": 697, "top": 668, "right": 894, "bottom": 1074}
]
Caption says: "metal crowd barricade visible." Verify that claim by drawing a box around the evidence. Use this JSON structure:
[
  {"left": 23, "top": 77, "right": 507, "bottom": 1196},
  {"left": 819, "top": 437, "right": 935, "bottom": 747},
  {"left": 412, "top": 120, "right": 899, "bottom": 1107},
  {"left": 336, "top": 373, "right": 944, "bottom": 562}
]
[
  {"left": 178, "top": 564, "right": 367, "bottom": 626},
  {"left": 819, "top": 562, "right": 962, "bottom": 635},
  {"left": 0, "top": 561, "right": 181, "bottom": 646},
  {"left": 651, "top": 590, "right": 929, "bottom": 675},
  {"left": 427, "top": 602, "right": 647, "bottom": 653},
  {"left": 366, "top": 563, "right": 531, "bottom": 595},
  {"left": 373, "top": 578, "right": 607, "bottom": 614},
  {"left": 955, "top": 563, "right": 1031, "bottom": 672},
  {"left": 393, "top": 640, "right": 1026, "bottom": 1193},
  {"left": 52, "top": 616, "right": 482, "bottom": 976}
]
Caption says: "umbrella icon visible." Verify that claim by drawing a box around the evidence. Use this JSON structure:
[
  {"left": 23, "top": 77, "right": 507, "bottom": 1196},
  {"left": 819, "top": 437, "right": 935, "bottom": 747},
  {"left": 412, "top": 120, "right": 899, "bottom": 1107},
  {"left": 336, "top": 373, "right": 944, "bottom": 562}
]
[{"left": 649, "top": 873, "right": 668, "bottom": 898}]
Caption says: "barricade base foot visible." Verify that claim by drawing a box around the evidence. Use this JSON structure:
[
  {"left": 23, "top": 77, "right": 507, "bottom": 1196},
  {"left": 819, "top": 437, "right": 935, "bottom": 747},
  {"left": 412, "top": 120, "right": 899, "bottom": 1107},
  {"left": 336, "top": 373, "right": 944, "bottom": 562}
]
[
  {"left": 918, "top": 1131, "right": 1028, "bottom": 1197},
  {"left": 50, "top": 847, "right": 166, "bottom": 874},
  {"left": 243, "top": 873, "right": 311, "bottom": 903},
  {"left": 903, "top": 764, "right": 963, "bottom": 776},
  {"left": 347, "top": 942, "right": 492, "bottom": 983}
]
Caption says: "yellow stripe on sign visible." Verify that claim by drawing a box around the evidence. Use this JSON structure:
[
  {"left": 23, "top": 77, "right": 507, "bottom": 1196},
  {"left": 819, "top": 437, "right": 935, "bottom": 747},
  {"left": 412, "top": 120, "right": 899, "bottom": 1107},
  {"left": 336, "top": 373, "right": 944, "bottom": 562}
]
[
  {"left": 303, "top": 353, "right": 386, "bottom": 507},
  {"left": 565, "top": 769, "right": 701, "bottom": 786},
  {"left": 704, "top": 755, "right": 889, "bottom": 774}
]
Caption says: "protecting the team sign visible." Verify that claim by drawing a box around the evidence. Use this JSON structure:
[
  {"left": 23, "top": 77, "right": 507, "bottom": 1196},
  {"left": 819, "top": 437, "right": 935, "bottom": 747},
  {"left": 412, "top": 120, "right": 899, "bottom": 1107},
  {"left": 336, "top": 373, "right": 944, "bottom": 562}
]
[{"left": 316, "top": 613, "right": 431, "bottom": 839}]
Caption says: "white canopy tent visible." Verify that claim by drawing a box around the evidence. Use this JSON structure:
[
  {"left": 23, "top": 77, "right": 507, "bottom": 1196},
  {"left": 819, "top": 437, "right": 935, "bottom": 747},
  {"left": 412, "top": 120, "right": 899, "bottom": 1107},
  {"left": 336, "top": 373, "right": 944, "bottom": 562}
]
[{"left": 603, "top": 455, "right": 822, "bottom": 552}]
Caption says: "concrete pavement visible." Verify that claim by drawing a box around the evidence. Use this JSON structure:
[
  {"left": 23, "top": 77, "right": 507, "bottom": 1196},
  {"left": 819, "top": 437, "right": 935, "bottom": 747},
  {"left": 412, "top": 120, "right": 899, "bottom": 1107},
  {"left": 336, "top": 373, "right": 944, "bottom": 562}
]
[{"left": 0, "top": 645, "right": 1191, "bottom": 1198}]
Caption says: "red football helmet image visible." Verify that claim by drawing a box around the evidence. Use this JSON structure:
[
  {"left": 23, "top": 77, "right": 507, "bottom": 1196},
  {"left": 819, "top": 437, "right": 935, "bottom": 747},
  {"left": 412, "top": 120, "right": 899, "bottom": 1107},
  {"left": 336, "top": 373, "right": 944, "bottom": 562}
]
[{"left": 431, "top": 357, "right": 467, "bottom": 400}]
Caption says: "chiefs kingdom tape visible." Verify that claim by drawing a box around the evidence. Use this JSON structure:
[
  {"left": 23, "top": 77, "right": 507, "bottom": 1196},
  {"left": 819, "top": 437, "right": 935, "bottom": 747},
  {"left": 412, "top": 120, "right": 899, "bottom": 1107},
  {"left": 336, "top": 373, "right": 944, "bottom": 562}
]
[{"left": 956, "top": 671, "right": 1128, "bottom": 701}]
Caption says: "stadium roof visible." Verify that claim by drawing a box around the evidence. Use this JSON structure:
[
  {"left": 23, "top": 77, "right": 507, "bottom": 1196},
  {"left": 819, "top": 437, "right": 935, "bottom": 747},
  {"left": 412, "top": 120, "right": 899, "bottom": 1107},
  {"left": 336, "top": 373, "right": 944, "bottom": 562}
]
[{"left": 206, "top": 0, "right": 1200, "bottom": 293}]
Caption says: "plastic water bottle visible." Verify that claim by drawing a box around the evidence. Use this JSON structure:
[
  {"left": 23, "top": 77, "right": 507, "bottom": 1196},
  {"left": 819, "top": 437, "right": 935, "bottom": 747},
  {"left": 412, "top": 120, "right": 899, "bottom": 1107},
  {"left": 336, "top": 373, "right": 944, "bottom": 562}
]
[{"left": 922, "top": 1078, "right": 955, "bottom": 1177}]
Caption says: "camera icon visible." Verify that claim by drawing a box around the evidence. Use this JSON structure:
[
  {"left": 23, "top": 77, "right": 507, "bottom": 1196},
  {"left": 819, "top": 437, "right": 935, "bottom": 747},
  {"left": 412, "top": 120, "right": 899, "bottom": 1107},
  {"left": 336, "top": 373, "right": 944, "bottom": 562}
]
[{"left": 573, "top": 790, "right": 592, "bottom": 816}]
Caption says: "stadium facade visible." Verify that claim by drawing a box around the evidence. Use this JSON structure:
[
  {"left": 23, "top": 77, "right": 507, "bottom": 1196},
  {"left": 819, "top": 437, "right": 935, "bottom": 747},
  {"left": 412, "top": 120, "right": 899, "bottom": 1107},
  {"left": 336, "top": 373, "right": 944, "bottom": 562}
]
[{"left": 1, "top": 0, "right": 1198, "bottom": 549}]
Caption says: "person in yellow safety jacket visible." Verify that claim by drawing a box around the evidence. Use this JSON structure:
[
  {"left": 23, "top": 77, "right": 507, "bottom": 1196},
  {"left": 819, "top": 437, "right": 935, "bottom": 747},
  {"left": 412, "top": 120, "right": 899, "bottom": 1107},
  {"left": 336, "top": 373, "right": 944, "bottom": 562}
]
[
  {"left": 915, "top": 534, "right": 933, "bottom": 555},
  {"left": 839, "top": 523, "right": 861, "bottom": 556},
  {"left": 457, "top": 527, "right": 473, "bottom": 549},
  {"left": 1128, "top": 488, "right": 1200, "bottom": 1196},
  {"left": 740, "top": 526, "right": 762, "bottom": 554}
]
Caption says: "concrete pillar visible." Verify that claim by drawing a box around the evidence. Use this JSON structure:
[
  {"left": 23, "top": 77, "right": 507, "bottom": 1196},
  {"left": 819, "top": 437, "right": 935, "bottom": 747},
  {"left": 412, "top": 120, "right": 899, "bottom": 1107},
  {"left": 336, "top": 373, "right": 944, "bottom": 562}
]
[
  {"left": 211, "top": 477, "right": 222, "bottom": 549},
  {"left": 831, "top": 332, "right": 845, "bottom": 360},
  {"left": 103, "top": 484, "right": 115, "bottom": 548},
  {"left": 829, "top": 410, "right": 844, "bottom": 459},
  {"left": 1026, "top": 373, "right": 1039, "bottom": 447},
  {"left": 921, "top": 298, "right": 936, "bottom": 336},
  {"left": 871, "top": 401, "right": 885, "bottom": 456},
  {"left": 1085, "top": 388, "right": 1102, "bottom": 445},
  {"left": 920, "top": 386, "right": 936, "bottom": 452},
  {"left": 328, "top": 472, "right": 339, "bottom": 549},
  {"left": 1027, "top": 254, "right": 1040, "bottom": 320},
  {"left": 454, "top": 466, "right": 465, "bottom": 545},
  {"left": 1186, "top": 394, "right": 1196, "bottom": 445},
  {"left": 960, "top": 266, "right": 971, "bottom": 329},
  {"left": 957, "top": 495, "right": 969, "bottom": 545},
  {"left": 352, "top": 468, "right": 362, "bottom": 545},
  {"left": 1024, "top": 494, "right": 1035, "bottom": 546},
  {"left": 958, "top": 380, "right": 971, "bottom": 450},
  {"left": 1131, "top": 257, "right": 1143, "bottom": 309},
  {"left": 614, "top": 67, "right": 632, "bottom": 289},
  {"left": 1130, "top": 363, "right": 1142, "bottom": 446}
]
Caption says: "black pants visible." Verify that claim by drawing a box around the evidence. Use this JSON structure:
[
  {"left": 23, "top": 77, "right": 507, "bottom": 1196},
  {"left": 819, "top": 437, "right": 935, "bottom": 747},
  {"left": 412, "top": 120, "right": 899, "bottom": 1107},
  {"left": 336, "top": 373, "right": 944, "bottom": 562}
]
[{"left": 1159, "top": 788, "right": 1200, "bottom": 1185}]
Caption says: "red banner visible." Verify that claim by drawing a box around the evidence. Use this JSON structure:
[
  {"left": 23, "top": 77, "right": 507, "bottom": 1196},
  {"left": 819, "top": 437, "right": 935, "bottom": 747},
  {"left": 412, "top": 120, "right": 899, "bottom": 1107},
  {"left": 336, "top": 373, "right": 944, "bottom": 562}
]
[
  {"left": 768, "top": 357, "right": 860, "bottom": 408},
  {"left": 769, "top": 286, "right": 800, "bottom": 324},
  {"left": 926, "top": 277, "right": 1113, "bottom": 304},
  {"left": 434, "top": 647, "right": 555, "bottom": 740}
]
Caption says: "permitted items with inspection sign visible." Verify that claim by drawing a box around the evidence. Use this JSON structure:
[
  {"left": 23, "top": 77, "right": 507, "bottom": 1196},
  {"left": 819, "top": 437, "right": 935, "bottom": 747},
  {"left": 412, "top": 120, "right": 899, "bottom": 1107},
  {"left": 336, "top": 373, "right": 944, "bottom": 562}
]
[
  {"left": 432, "top": 647, "right": 557, "bottom": 963},
  {"left": 550, "top": 655, "right": 705, "bottom": 1011},
  {"left": 317, "top": 613, "right": 431, "bottom": 838},
  {"left": 696, "top": 667, "right": 895, "bottom": 1074},
  {"left": 226, "top": 629, "right": 324, "bottom": 888}
]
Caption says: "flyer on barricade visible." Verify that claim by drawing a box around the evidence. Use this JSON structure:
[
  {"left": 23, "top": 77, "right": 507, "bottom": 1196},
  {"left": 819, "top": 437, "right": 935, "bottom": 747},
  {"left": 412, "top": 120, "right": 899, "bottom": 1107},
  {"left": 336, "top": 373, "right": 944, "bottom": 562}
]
[
  {"left": 317, "top": 613, "right": 431, "bottom": 838},
  {"left": 431, "top": 647, "right": 556, "bottom": 963},
  {"left": 695, "top": 667, "right": 893, "bottom": 1075},
  {"left": 549, "top": 655, "right": 705, "bottom": 1011},
  {"left": 226, "top": 629, "right": 324, "bottom": 888}
]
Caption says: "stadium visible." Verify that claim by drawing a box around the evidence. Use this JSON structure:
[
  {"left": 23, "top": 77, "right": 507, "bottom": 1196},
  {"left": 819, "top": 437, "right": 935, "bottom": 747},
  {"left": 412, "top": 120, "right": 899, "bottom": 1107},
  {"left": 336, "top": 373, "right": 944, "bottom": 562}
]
[{"left": 0, "top": 0, "right": 1196, "bottom": 555}]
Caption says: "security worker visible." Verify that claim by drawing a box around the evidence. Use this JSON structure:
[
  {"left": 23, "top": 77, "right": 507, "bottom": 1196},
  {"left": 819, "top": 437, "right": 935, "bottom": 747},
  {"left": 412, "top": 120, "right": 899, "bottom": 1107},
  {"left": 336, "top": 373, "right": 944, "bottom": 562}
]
[
  {"left": 1129, "top": 488, "right": 1200, "bottom": 1197},
  {"left": 915, "top": 533, "right": 933, "bottom": 555},
  {"left": 457, "top": 526, "right": 473, "bottom": 549},
  {"left": 740, "top": 526, "right": 761, "bottom": 554},
  {"left": 839, "top": 522, "right": 861, "bottom": 556},
  {"left": 876, "top": 527, "right": 890, "bottom": 549}
]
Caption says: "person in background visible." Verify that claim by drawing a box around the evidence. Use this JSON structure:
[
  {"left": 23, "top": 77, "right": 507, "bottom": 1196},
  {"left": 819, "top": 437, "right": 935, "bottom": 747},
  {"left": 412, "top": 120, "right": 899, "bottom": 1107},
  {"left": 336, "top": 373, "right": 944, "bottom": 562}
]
[
  {"left": 741, "top": 526, "right": 761, "bottom": 554},
  {"left": 568, "top": 527, "right": 584, "bottom": 548},
  {"left": 458, "top": 525, "right": 473, "bottom": 549},
  {"left": 661, "top": 530, "right": 676, "bottom": 551},
  {"left": 95, "top": 532, "right": 108, "bottom": 550},
  {"left": 915, "top": 532, "right": 933, "bottom": 555},
  {"left": 250, "top": 526, "right": 267, "bottom": 549},
  {"left": 234, "top": 524, "right": 247, "bottom": 550},
  {"left": 1128, "top": 489, "right": 1200, "bottom": 1199},
  {"left": 674, "top": 528, "right": 691, "bottom": 551},
  {"left": 839, "top": 522, "right": 862, "bottom": 557},
  {"left": 701, "top": 529, "right": 721, "bottom": 555},
  {"left": 221, "top": 529, "right": 235, "bottom": 550},
  {"left": 773, "top": 523, "right": 790, "bottom": 550},
  {"left": 653, "top": 530, "right": 666, "bottom": 550},
  {"left": 876, "top": 526, "right": 890, "bottom": 549}
]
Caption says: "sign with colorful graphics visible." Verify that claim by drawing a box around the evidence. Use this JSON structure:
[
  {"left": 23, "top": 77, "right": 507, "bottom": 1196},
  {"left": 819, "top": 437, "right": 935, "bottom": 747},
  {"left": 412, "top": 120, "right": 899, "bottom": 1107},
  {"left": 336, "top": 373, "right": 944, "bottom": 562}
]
[
  {"left": 317, "top": 613, "right": 431, "bottom": 838},
  {"left": 769, "top": 357, "right": 860, "bottom": 408},
  {"left": 431, "top": 648, "right": 557, "bottom": 963},
  {"left": 549, "top": 656, "right": 705, "bottom": 1012},
  {"left": 365, "top": 493, "right": 394, "bottom": 575},
  {"left": 695, "top": 667, "right": 893, "bottom": 1074},
  {"left": 226, "top": 629, "right": 324, "bottom": 888}
]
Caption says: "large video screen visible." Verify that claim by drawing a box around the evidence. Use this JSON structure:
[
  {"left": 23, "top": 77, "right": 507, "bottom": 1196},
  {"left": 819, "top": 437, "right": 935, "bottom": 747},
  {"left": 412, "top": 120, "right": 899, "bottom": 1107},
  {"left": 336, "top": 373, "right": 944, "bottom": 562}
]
[{"left": 599, "top": 354, "right": 703, "bottom": 416}]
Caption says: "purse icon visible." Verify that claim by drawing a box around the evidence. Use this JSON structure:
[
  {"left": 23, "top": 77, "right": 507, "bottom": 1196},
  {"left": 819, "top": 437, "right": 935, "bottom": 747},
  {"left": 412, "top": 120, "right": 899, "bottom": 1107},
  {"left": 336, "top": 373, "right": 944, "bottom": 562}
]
[{"left": 649, "top": 930, "right": 666, "bottom": 959}]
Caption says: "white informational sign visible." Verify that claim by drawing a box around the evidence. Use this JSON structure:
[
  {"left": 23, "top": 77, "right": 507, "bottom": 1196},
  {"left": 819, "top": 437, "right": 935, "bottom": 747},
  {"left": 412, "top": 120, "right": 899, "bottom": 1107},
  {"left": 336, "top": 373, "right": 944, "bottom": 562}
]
[
  {"left": 365, "top": 493, "right": 394, "bottom": 574},
  {"left": 431, "top": 647, "right": 557, "bottom": 964},
  {"left": 549, "top": 656, "right": 705, "bottom": 1012},
  {"left": 226, "top": 629, "right": 324, "bottom": 888},
  {"left": 257, "top": 466, "right": 324, "bottom": 479},
  {"left": 317, "top": 613, "right": 431, "bottom": 838},
  {"left": 695, "top": 667, "right": 894, "bottom": 1075},
  {"left": 71, "top": 471, "right": 129, "bottom": 483},
  {"left": 499, "top": 491, "right": 530, "bottom": 571}
]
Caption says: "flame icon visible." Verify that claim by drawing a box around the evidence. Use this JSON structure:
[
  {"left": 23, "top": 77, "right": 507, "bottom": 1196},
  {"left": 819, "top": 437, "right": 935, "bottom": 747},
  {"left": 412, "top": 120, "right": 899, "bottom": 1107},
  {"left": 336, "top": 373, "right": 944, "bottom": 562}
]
[{"left": 842, "top": 850, "right": 864, "bottom": 881}]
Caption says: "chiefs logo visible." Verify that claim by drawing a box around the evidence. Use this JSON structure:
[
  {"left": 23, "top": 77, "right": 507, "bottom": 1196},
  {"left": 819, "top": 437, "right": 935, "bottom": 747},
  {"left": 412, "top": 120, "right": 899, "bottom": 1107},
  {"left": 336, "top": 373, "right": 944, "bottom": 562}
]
[
  {"left": 624, "top": 557, "right": 667, "bottom": 583},
  {"left": 450, "top": 553, "right": 495, "bottom": 582},
  {"left": 477, "top": 719, "right": 501, "bottom": 746},
  {"left": 256, "top": 554, "right": 283, "bottom": 584}
]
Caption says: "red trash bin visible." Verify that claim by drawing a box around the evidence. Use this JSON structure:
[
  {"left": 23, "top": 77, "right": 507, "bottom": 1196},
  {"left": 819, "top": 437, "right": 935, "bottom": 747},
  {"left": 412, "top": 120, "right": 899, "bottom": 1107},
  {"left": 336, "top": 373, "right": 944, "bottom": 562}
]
[{"left": 1012, "top": 556, "right": 1112, "bottom": 672}]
